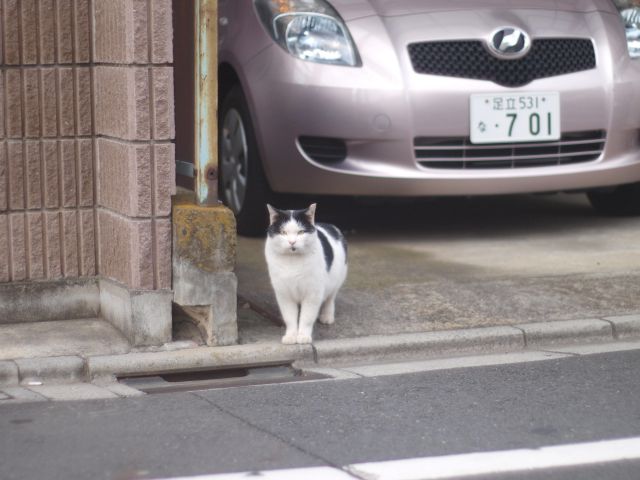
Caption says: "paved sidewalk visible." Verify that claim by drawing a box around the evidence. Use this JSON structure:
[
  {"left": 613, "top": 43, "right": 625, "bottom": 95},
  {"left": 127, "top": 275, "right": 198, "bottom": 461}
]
[
  {"left": 1, "top": 315, "right": 639, "bottom": 404},
  {"left": 2, "top": 194, "right": 640, "bottom": 403}
]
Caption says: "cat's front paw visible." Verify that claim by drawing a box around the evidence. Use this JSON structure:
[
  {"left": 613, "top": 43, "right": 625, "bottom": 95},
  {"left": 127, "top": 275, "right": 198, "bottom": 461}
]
[
  {"left": 296, "top": 333, "right": 313, "bottom": 344},
  {"left": 318, "top": 315, "right": 335, "bottom": 325},
  {"left": 281, "top": 333, "right": 298, "bottom": 345}
]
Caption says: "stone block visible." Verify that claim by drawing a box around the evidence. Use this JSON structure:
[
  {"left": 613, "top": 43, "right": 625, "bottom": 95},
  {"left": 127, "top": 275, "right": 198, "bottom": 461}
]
[
  {"left": 155, "top": 143, "right": 176, "bottom": 216},
  {"left": 0, "top": 278, "right": 100, "bottom": 324},
  {"left": 16, "top": 356, "right": 85, "bottom": 384},
  {"left": 8, "top": 141, "right": 24, "bottom": 209},
  {"left": 94, "top": 0, "right": 149, "bottom": 64},
  {"left": 45, "top": 211, "right": 63, "bottom": 278},
  {"left": 172, "top": 201, "right": 238, "bottom": 346},
  {"left": 604, "top": 314, "right": 640, "bottom": 339},
  {"left": 518, "top": 319, "right": 613, "bottom": 346},
  {"left": 76, "top": 69, "right": 93, "bottom": 136},
  {"left": 313, "top": 327, "right": 525, "bottom": 365},
  {"left": 25, "top": 140, "right": 42, "bottom": 208},
  {"left": 24, "top": 69, "right": 41, "bottom": 137},
  {"left": 9, "top": 213, "right": 26, "bottom": 281},
  {"left": 39, "top": 0, "right": 57, "bottom": 64},
  {"left": 95, "top": 66, "right": 150, "bottom": 141},
  {"left": 156, "top": 218, "right": 172, "bottom": 290},
  {"left": 151, "top": 67, "right": 175, "bottom": 140},
  {"left": 151, "top": 0, "right": 173, "bottom": 63},
  {"left": 97, "top": 209, "right": 154, "bottom": 289},
  {"left": 4, "top": 0, "right": 20, "bottom": 65},
  {"left": 43, "top": 141, "right": 60, "bottom": 208},
  {"left": 74, "top": 0, "right": 92, "bottom": 63},
  {"left": 57, "top": 0, "right": 74, "bottom": 63},
  {"left": 61, "top": 139, "right": 77, "bottom": 207},
  {"left": 58, "top": 68, "right": 76, "bottom": 136},
  {"left": 20, "top": 0, "right": 39, "bottom": 64},
  {"left": 0, "top": 215, "right": 8, "bottom": 282},
  {"left": 27, "top": 212, "right": 45, "bottom": 280},
  {"left": 173, "top": 203, "right": 237, "bottom": 274},
  {"left": 99, "top": 278, "right": 172, "bottom": 347},
  {"left": 41, "top": 68, "right": 58, "bottom": 137},
  {"left": 0, "top": 74, "right": 5, "bottom": 139},
  {"left": 174, "top": 273, "right": 238, "bottom": 346},
  {"left": 97, "top": 138, "right": 151, "bottom": 217},
  {"left": 78, "top": 139, "right": 94, "bottom": 207},
  {"left": 62, "top": 210, "right": 79, "bottom": 277},
  {"left": 0, "top": 144, "right": 5, "bottom": 210},
  {"left": 5, "top": 70, "right": 22, "bottom": 137},
  {"left": 79, "top": 210, "right": 96, "bottom": 277}
]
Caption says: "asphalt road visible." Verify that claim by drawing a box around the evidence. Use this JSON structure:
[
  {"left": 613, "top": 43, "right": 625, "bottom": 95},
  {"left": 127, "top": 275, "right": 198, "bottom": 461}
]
[{"left": 2, "top": 347, "right": 640, "bottom": 480}]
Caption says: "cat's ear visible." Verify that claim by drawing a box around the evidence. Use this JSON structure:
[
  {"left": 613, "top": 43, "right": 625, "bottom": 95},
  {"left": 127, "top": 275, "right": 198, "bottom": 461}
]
[
  {"left": 305, "top": 203, "right": 317, "bottom": 225},
  {"left": 267, "top": 204, "right": 280, "bottom": 225}
]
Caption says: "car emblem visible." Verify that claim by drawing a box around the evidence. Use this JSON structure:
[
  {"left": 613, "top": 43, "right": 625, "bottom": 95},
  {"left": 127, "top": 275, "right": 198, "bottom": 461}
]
[{"left": 487, "top": 27, "right": 531, "bottom": 59}]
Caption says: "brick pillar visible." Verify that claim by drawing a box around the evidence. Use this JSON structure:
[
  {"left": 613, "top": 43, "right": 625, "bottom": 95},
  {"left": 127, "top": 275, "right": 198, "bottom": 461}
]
[
  {"left": 94, "top": 0, "right": 175, "bottom": 345},
  {"left": 0, "top": 0, "right": 100, "bottom": 323}
]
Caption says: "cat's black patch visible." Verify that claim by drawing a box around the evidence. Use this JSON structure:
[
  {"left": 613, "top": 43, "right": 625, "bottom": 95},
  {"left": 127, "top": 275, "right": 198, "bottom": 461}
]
[
  {"left": 267, "top": 207, "right": 316, "bottom": 237},
  {"left": 318, "top": 222, "right": 348, "bottom": 262},
  {"left": 292, "top": 209, "right": 316, "bottom": 234},
  {"left": 267, "top": 209, "right": 289, "bottom": 237},
  {"left": 316, "top": 228, "right": 334, "bottom": 271}
]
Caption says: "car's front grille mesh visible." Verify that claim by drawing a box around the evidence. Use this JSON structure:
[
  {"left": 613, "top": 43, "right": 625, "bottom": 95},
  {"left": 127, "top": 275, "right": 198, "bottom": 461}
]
[
  {"left": 415, "top": 130, "right": 606, "bottom": 170},
  {"left": 408, "top": 39, "right": 596, "bottom": 87}
]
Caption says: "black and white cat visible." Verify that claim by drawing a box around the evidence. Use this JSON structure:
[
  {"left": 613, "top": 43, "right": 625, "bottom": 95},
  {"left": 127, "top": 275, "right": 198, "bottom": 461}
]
[{"left": 265, "top": 204, "right": 348, "bottom": 344}]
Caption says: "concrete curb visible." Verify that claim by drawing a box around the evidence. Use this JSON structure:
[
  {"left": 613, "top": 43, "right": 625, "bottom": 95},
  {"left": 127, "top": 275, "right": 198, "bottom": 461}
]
[
  {"left": 1, "top": 315, "right": 639, "bottom": 389},
  {"left": 309, "top": 326, "right": 525, "bottom": 366},
  {"left": 87, "top": 343, "right": 313, "bottom": 380}
]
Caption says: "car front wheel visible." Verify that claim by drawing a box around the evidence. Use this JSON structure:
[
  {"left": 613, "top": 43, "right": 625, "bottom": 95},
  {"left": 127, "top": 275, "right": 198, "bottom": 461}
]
[
  {"left": 587, "top": 182, "right": 640, "bottom": 216},
  {"left": 219, "top": 86, "right": 270, "bottom": 236}
]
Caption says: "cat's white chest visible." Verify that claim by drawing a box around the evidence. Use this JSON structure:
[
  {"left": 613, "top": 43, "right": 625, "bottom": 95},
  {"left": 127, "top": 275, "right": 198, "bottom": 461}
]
[{"left": 266, "top": 249, "right": 325, "bottom": 302}]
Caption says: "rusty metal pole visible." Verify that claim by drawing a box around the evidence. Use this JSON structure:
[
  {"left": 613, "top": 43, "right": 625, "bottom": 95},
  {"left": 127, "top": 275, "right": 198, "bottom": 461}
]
[{"left": 194, "top": 0, "right": 219, "bottom": 205}]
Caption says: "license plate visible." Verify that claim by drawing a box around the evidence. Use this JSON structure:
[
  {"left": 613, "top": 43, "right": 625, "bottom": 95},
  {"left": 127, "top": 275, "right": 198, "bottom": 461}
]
[{"left": 470, "top": 92, "right": 560, "bottom": 144}]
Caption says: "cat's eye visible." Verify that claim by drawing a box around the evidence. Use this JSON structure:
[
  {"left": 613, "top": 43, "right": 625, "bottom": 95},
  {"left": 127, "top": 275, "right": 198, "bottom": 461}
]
[{"left": 297, "top": 230, "right": 305, "bottom": 235}]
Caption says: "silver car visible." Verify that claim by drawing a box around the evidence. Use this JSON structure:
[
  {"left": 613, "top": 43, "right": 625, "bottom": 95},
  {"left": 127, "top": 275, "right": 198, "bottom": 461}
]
[{"left": 218, "top": 0, "right": 640, "bottom": 234}]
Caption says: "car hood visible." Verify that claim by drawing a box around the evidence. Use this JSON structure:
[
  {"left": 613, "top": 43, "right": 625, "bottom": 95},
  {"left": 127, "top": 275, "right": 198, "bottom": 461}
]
[{"left": 332, "top": 0, "right": 619, "bottom": 21}]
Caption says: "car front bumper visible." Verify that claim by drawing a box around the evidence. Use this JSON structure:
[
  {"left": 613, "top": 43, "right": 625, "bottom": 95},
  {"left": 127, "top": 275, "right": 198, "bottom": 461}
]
[{"left": 240, "top": 8, "right": 640, "bottom": 197}]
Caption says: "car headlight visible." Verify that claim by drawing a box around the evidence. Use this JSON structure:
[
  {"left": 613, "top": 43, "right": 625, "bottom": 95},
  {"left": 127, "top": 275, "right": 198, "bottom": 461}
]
[
  {"left": 253, "top": 0, "right": 361, "bottom": 66},
  {"left": 613, "top": 0, "right": 640, "bottom": 58}
]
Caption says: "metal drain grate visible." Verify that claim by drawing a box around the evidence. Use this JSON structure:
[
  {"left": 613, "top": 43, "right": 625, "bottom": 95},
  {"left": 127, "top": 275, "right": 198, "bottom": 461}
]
[{"left": 118, "top": 364, "right": 329, "bottom": 394}]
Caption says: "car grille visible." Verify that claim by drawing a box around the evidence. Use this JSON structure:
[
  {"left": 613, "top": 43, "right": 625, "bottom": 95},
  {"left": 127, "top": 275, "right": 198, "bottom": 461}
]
[
  {"left": 408, "top": 39, "right": 596, "bottom": 87},
  {"left": 298, "top": 136, "right": 347, "bottom": 163},
  {"left": 415, "top": 130, "right": 606, "bottom": 170}
]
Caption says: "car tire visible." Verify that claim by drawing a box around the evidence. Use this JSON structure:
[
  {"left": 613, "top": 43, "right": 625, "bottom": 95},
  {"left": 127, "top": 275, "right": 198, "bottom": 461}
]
[
  {"left": 587, "top": 182, "right": 640, "bottom": 216},
  {"left": 219, "top": 85, "right": 271, "bottom": 236}
]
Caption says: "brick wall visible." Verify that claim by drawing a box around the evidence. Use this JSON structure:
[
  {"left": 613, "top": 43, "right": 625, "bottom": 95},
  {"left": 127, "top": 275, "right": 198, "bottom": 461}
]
[
  {"left": 0, "top": 0, "right": 95, "bottom": 283},
  {"left": 1, "top": 0, "right": 175, "bottom": 293}
]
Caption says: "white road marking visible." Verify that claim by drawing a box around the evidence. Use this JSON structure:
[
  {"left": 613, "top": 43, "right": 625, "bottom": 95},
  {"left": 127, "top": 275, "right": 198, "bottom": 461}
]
[
  {"left": 154, "top": 467, "right": 355, "bottom": 479},
  {"left": 157, "top": 437, "right": 640, "bottom": 480},
  {"left": 348, "top": 437, "right": 640, "bottom": 479}
]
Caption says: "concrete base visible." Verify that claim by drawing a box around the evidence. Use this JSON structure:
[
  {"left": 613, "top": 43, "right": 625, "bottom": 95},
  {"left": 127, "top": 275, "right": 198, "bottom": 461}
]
[
  {"left": 0, "top": 319, "right": 131, "bottom": 361},
  {"left": 0, "top": 279, "right": 100, "bottom": 324},
  {"left": 172, "top": 196, "right": 238, "bottom": 346},
  {"left": 99, "top": 278, "right": 173, "bottom": 347}
]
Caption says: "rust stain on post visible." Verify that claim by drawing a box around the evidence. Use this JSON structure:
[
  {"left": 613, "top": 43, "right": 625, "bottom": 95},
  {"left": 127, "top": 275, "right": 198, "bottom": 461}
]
[{"left": 195, "top": 0, "right": 219, "bottom": 205}]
